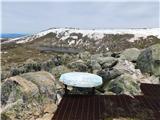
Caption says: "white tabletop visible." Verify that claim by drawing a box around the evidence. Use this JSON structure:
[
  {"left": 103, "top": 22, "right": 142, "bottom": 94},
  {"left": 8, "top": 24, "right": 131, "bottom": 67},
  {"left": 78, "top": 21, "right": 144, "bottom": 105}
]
[{"left": 59, "top": 72, "right": 103, "bottom": 88}]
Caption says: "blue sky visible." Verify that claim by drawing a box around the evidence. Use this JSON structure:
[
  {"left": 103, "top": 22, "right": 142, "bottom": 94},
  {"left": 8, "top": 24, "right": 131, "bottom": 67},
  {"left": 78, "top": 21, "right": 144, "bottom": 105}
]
[{"left": 1, "top": 1, "right": 159, "bottom": 33}]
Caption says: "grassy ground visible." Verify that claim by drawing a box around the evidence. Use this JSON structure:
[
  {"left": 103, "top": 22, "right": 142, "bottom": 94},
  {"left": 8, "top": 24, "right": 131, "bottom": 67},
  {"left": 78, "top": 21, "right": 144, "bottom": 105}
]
[
  {"left": 1, "top": 34, "right": 160, "bottom": 74},
  {"left": 1, "top": 43, "right": 56, "bottom": 71}
]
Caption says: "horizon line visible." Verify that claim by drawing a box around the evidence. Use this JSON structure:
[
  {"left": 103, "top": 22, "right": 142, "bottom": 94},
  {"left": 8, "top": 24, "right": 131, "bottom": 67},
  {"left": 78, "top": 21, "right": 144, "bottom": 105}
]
[{"left": 1, "top": 27, "right": 160, "bottom": 34}]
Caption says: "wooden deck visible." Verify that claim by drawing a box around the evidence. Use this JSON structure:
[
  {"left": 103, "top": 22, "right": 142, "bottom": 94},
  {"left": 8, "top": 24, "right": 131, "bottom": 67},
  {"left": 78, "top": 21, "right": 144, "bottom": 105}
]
[{"left": 52, "top": 84, "right": 160, "bottom": 120}]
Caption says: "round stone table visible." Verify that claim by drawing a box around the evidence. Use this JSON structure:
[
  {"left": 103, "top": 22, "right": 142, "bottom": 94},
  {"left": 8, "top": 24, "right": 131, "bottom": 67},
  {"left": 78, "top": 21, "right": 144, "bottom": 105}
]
[{"left": 59, "top": 72, "right": 102, "bottom": 95}]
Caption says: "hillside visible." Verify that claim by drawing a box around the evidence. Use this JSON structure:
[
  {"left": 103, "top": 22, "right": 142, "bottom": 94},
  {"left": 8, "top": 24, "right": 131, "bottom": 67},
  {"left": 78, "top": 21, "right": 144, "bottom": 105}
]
[
  {"left": 1, "top": 28, "right": 160, "bottom": 80},
  {"left": 2, "top": 28, "right": 160, "bottom": 52}
]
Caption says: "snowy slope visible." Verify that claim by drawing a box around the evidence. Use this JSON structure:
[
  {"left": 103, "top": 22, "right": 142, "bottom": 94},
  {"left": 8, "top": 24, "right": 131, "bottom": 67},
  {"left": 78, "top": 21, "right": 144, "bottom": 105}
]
[{"left": 2, "top": 28, "right": 160, "bottom": 44}]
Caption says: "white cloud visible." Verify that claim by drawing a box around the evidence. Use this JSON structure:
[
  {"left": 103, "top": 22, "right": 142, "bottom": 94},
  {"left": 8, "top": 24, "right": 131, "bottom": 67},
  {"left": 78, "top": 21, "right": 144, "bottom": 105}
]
[{"left": 1, "top": 1, "right": 159, "bottom": 33}]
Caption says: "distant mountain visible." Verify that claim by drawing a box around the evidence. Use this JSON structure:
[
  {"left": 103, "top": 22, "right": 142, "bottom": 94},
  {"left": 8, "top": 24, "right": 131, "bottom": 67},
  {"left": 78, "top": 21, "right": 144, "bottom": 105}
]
[
  {"left": 1, "top": 28, "right": 160, "bottom": 52},
  {"left": 0, "top": 33, "right": 27, "bottom": 38}
]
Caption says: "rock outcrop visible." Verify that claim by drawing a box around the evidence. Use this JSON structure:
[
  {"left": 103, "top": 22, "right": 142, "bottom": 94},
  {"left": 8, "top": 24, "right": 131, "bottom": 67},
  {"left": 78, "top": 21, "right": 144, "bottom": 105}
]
[
  {"left": 1, "top": 42, "right": 160, "bottom": 120},
  {"left": 51, "top": 65, "right": 71, "bottom": 79},
  {"left": 104, "top": 74, "right": 141, "bottom": 96},
  {"left": 68, "top": 59, "right": 88, "bottom": 72},
  {"left": 97, "top": 68, "right": 121, "bottom": 91},
  {"left": 120, "top": 48, "right": 141, "bottom": 62},
  {"left": 137, "top": 44, "right": 160, "bottom": 76},
  {"left": 113, "top": 60, "right": 141, "bottom": 76},
  {"left": 96, "top": 57, "right": 118, "bottom": 67},
  {"left": 20, "top": 71, "right": 56, "bottom": 99},
  {"left": 1, "top": 71, "right": 58, "bottom": 120}
]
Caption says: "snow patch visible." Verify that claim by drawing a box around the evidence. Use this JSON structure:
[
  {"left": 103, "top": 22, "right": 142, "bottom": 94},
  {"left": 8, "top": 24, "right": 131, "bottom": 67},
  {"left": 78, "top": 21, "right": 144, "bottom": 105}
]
[
  {"left": 70, "top": 36, "right": 78, "bottom": 39},
  {"left": 2, "top": 28, "right": 160, "bottom": 44},
  {"left": 69, "top": 40, "right": 75, "bottom": 45}
]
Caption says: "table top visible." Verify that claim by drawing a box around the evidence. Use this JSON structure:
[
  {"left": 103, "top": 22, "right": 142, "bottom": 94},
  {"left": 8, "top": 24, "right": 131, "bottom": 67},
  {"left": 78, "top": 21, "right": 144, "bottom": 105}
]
[{"left": 59, "top": 72, "right": 102, "bottom": 88}]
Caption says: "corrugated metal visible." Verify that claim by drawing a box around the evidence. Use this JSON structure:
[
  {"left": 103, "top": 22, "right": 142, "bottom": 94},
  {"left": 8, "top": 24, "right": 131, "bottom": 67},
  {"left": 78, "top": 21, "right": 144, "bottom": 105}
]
[{"left": 53, "top": 84, "right": 160, "bottom": 120}]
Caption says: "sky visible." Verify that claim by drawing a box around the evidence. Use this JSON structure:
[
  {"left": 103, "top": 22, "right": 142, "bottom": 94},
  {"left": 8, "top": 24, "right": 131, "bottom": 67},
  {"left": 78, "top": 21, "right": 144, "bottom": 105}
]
[{"left": 1, "top": 0, "right": 160, "bottom": 33}]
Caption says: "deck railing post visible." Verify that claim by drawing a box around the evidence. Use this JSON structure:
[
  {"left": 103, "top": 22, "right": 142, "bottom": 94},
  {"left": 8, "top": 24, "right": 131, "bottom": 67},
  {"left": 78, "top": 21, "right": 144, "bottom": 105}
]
[
  {"left": 92, "top": 87, "right": 95, "bottom": 95},
  {"left": 64, "top": 84, "right": 68, "bottom": 95}
]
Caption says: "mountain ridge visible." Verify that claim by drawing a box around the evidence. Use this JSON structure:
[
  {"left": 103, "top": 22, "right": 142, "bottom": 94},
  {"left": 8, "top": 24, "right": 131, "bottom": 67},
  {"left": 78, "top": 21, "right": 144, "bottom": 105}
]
[{"left": 2, "top": 28, "right": 160, "bottom": 44}]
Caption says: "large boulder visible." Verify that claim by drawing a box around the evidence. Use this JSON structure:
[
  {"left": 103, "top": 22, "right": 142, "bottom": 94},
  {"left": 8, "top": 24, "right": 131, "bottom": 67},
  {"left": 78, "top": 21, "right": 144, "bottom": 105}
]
[
  {"left": 1, "top": 99, "right": 57, "bottom": 120},
  {"left": 78, "top": 51, "right": 91, "bottom": 61},
  {"left": 1, "top": 71, "right": 58, "bottom": 120},
  {"left": 68, "top": 59, "right": 88, "bottom": 72},
  {"left": 20, "top": 71, "right": 56, "bottom": 99},
  {"left": 137, "top": 44, "right": 160, "bottom": 76},
  {"left": 114, "top": 60, "right": 142, "bottom": 77},
  {"left": 96, "top": 57, "right": 118, "bottom": 68},
  {"left": 1, "top": 99, "right": 24, "bottom": 120},
  {"left": 113, "top": 60, "right": 159, "bottom": 85},
  {"left": 87, "top": 60, "right": 102, "bottom": 73},
  {"left": 103, "top": 52, "right": 113, "bottom": 57},
  {"left": 61, "top": 54, "right": 74, "bottom": 64},
  {"left": 36, "top": 102, "right": 57, "bottom": 120},
  {"left": 51, "top": 65, "right": 71, "bottom": 79},
  {"left": 120, "top": 48, "right": 141, "bottom": 62},
  {"left": 1, "top": 76, "right": 39, "bottom": 105},
  {"left": 90, "top": 53, "right": 103, "bottom": 60},
  {"left": 97, "top": 68, "right": 121, "bottom": 90},
  {"left": 104, "top": 74, "right": 141, "bottom": 96}
]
